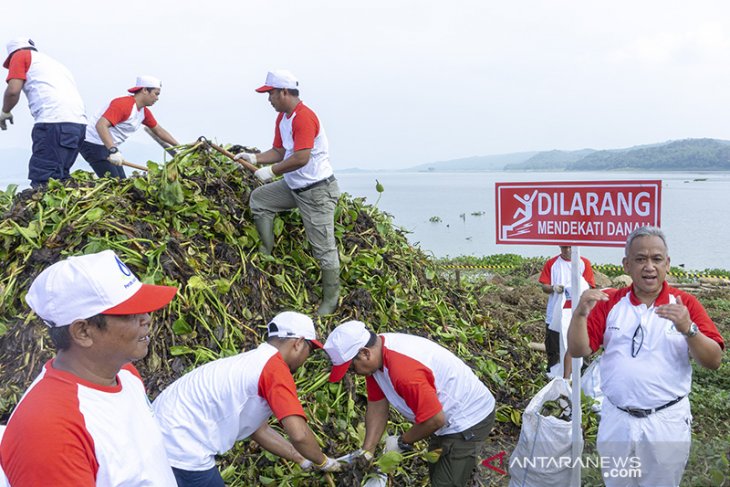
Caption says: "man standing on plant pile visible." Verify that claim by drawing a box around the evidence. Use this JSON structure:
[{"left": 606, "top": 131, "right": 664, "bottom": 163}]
[
  {"left": 323, "top": 320, "right": 496, "bottom": 487},
  {"left": 236, "top": 69, "right": 341, "bottom": 315},
  {"left": 1, "top": 37, "right": 87, "bottom": 187},
  {"left": 539, "top": 245, "right": 596, "bottom": 378},
  {"left": 152, "top": 311, "right": 342, "bottom": 486},
  {"left": 568, "top": 226, "right": 724, "bottom": 486},
  {"left": 0, "top": 249, "right": 179, "bottom": 486},
  {"left": 80, "top": 75, "right": 180, "bottom": 179}
]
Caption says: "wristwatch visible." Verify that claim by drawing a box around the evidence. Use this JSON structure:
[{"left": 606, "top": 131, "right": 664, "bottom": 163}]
[
  {"left": 108, "top": 146, "right": 119, "bottom": 154},
  {"left": 684, "top": 322, "right": 699, "bottom": 338}
]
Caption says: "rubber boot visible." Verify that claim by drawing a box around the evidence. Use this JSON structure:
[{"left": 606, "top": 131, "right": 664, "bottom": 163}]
[
  {"left": 317, "top": 268, "right": 340, "bottom": 315},
  {"left": 254, "top": 218, "right": 275, "bottom": 255}
]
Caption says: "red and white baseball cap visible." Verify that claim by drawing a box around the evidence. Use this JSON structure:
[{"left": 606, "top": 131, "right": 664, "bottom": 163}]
[
  {"left": 324, "top": 320, "right": 372, "bottom": 382},
  {"left": 255, "top": 69, "right": 299, "bottom": 93},
  {"left": 128, "top": 75, "right": 162, "bottom": 93},
  {"left": 267, "top": 311, "right": 323, "bottom": 349},
  {"left": 26, "top": 250, "right": 178, "bottom": 327},
  {"left": 4, "top": 37, "right": 36, "bottom": 69}
]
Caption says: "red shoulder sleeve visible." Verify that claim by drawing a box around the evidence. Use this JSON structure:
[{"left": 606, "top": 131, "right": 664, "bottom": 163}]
[
  {"left": 291, "top": 106, "right": 319, "bottom": 152},
  {"left": 539, "top": 258, "right": 555, "bottom": 285},
  {"left": 101, "top": 97, "right": 136, "bottom": 126},
  {"left": 258, "top": 354, "right": 306, "bottom": 421},
  {"left": 0, "top": 378, "right": 98, "bottom": 486},
  {"left": 142, "top": 107, "right": 158, "bottom": 128},
  {"left": 273, "top": 113, "right": 284, "bottom": 148},
  {"left": 6, "top": 50, "right": 32, "bottom": 82},
  {"left": 366, "top": 375, "right": 385, "bottom": 402},
  {"left": 386, "top": 350, "right": 443, "bottom": 423},
  {"left": 581, "top": 258, "right": 596, "bottom": 287}
]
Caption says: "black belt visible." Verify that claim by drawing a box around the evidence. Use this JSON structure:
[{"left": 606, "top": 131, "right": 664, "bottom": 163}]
[
  {"left": 292, "top": 175, "right": 336, "bottom": 194},
  {"left": 617, "top": 396, "right": 684, "bottom": 418}
]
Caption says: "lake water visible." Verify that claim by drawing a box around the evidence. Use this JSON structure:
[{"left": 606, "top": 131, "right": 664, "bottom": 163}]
[
  {"left": 337, "top": 171, "right": 730, "bottom": 271},
  {"left": 2, "top": 170, "right": 728, "bottom": 270}
]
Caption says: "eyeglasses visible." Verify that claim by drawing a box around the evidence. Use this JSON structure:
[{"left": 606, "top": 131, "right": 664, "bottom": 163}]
[{"left": 631, "top": 324, "right": 644, "bottom": 357}]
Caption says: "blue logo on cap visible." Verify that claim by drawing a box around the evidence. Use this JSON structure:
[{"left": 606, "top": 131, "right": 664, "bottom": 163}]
[{"left": 115, "top": 256, "right": 133, "bottom": 277}]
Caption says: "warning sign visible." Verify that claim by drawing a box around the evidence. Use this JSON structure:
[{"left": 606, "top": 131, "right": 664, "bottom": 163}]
[{"left": 495, "top": 180, "right": 661, "bottom": 247}]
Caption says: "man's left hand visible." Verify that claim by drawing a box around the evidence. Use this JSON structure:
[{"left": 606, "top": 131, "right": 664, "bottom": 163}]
[
  {"left": 255, "top": 165, "right": 275, "bottom": 183},
  {"left": 655, "top": 295, "right": 692, "bottom": 333},
  {"left": 0, "top": 111, "right": 13, "bottom": 130}
]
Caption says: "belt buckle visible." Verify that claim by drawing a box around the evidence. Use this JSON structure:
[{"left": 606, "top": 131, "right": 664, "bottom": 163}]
[{"left": 624, "top": 407, "right": 650, "bottom": 418}]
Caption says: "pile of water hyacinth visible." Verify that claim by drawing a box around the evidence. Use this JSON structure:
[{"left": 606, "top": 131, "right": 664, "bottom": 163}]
[{"left": 0, "top": 144, "right": 552, "bottom": 486}]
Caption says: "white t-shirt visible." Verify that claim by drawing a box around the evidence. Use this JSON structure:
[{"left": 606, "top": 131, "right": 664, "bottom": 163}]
[{"left": 85, "top": 96, "right": 158, "bottom": 146}]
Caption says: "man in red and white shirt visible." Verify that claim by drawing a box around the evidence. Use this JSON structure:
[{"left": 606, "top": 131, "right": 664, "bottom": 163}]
[
  {"left": 152, "top": 311, "right": 341, "bottom": 487},
  {"left": 324, "top": 321, "right": 496, "bottom": 487},
  {"left": 2, "top": 37, "right": 87, "bottom": 187},
  {"left": 80, "top": 75, "right": 179, "bottom": 179},
  {"left": 539, "top": 245, "right": 595, "bottom": 377},
  {"left": 237, "top": 70, "right": 341, "bottom": 316},
  {"left": 0, "top": 250, "right": 179, "bottom": 486},
  {"left": 568, "top": 226, "right": 724, "bottom": 486}
]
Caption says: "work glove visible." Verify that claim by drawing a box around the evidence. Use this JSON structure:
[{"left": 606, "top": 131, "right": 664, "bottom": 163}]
[
  {"left": 254, "top": 165, "right": 275, "bottom": 183},
  {"left": 234, "top": 152, "right": 257, "bottom": 165},
  {"left": 299, "top": 459, "right": 313, "bottom": 471},
  {"left": 363, "top": 473, "right": 388, "bottom": 487},
  {"left": 0, "top": 111, "right": 13, "bottom": 130},
  {"left": 336, "top": 449, "right": 374, "bottom": 464},
  {"left": 108, "top": 151, "right": 125, "bottom": 166},
  {"left": 552, "top": 284, "right": 565, "bottom": 294},
  {"left": 316, "top": 456, "right": 342, "bottom": 472},
  {"left": 383, "top": 435, "right": 413, "bottom": 454}
]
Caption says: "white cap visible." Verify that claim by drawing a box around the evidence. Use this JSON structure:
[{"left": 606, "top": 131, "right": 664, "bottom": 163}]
[
  {"left": 323, "top": 320, "right": 372, "bottom": 382},
  {"left": 255, "top": 69, "right": 299, "bottom": 93},
  {"left": 25, "top": 250, "right": 177, "bottom": 327},
  {"left": 128, "top": 75, "right": 162, "bottom": 93},
  {"left": 4, "top": 37, "right": 36, "bottom": 68},
  {"left": 267, "top": 311, "right": 323, "bottom": 348}
]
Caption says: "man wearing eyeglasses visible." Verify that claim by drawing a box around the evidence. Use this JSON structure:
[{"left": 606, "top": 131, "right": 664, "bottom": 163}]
[
  {"left": 568, "top": 226, "right": 724, "bottom": 486},
  {"left": 152, "top": 311, "right": 341, "bottom": 486}
]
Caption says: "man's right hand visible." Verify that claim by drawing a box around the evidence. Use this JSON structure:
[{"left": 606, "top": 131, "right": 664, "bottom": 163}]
[
  {"left": 108, "top": 151, "right": 125, "bottom": 166},
  {"left": 0, "top": 111, "right": 13, "bottom": 130},
  {"left": 552, "top": 284, "right": 565, "bottom": 294},
  {"left": 317, "top": 456, "right": 342, "bottom": 472},
  {"left": 234, "top": 152, "right": 257, "bottom": 165},
  {"left": 575, "top": 289, "right": 609, "bottom": 317}
]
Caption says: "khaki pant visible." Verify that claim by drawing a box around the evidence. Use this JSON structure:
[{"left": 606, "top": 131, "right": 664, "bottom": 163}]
[
  {"left": 249, "top": 178, "right": 340, "bottom": 270},
  {"left": 428, "top": 410, "right": 495, "bottom": 487}
]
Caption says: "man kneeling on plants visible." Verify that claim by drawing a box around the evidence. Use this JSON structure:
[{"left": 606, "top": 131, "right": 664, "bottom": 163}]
[
  {"left": 152, "top": 311, "right": 341, "bottom": 486},
  {"left": 324, "top": 320, "right": 496, "bottom": 486}
]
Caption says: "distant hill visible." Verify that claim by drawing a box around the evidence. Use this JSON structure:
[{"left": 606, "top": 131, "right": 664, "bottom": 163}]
[
  {"left": 406, "top": 152, "right": 538, "bottom": 172},
  {"left": 504, "top": 149, "right": 596, "bottom": 170},
  {"left": 408, "top": 138, "right": 730, "bottom": 172},
  {"left": 567, "top": 138, "right": 730, "bottom": 171}
]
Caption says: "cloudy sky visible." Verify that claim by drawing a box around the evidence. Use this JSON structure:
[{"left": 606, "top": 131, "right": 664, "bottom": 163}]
[{"left": 2, "top": 0, "right": 730, "bottom": 174}]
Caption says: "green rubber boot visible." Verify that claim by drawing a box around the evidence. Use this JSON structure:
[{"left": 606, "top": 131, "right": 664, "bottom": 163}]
[
  {"left": 317, "top": 268, "right": 340, "bottom": 315},
  {"left": 254, "top": 218, "right": 275, "bottom": 255}
]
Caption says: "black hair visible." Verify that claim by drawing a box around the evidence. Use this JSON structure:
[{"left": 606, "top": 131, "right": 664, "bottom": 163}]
[
  {"left": 48, "top": 314, "right": 107, "bottom": 351},
  {"left": 365, "top": 330, "right": 377, "bottom": 348}
]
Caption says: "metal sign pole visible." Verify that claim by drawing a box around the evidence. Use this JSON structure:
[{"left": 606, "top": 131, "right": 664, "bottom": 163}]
[{"left": 570, "top": 246, "right": 583, "bottom": 486}]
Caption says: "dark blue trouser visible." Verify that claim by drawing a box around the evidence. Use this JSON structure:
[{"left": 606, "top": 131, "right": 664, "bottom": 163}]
[
  {"left": 28, "top": 122, "right": 86, "bottom": 187},
  {"left": 172, "top": 466, "right": 225, "bottom": 487},
  {"left": 79, "top": 140, "right": 126, "bottom": 179}
]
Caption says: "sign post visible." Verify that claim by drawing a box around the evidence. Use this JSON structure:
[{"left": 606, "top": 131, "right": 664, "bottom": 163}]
[{"left": 495, "top": 180, "right": 661, "bottom": 486}]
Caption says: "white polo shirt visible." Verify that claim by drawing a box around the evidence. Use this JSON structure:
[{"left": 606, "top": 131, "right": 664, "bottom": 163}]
[
  {"left": 273, "top": 102, "right": 333, "bottom": 190},
  {"left": 587, "top": 282, "right": 724, "bottom": 409},
  {"left": 366, "top": 334, "right": 495, "bottom": 436},
  {"left": 85, "top": 96, "right": 158, "bottom": 146},
  {"left": 539, "top": 255, "right": 595, "bottom": 326}
]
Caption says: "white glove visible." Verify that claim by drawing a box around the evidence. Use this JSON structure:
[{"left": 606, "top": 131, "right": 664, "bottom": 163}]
[
  {"left": 317, "top": 456, "right": 342, "bottom": 472},
  {"left": 234, "top": 152, "right": 257, "bottom": 165},
  {"left": 384, "top": 435, "right": 412, "bottom": 454},
  {"left": 336, "top": 449, "right": 374, "bottom": 464},
  {"left": 552, "top": 284, "right": 564, "bottom": 294},
  {"left": 299, "top": 459, "right": 313, "bottom": 471},
  {"left": 108, "top": 150, "right": 125, "bottom": 166},
  {"left": 0, "top": 111, "right": 13, "bottom": 130},
  {"left": 254, "top": 165, "right": 275, "bottom": 183},
  {"left": 363, "top": 473, "right": 388, "bottom": 487}
]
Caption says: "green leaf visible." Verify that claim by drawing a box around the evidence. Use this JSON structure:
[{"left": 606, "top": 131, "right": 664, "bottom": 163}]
[
  {"left": 169, "top": 345, "right": 194, "bottom": 356},
  {"left": 172, "top": 318, "right": 193, "bottom": 335},
  {"left": 374, "top": 451, "right": 402, "bottom": 473}
]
